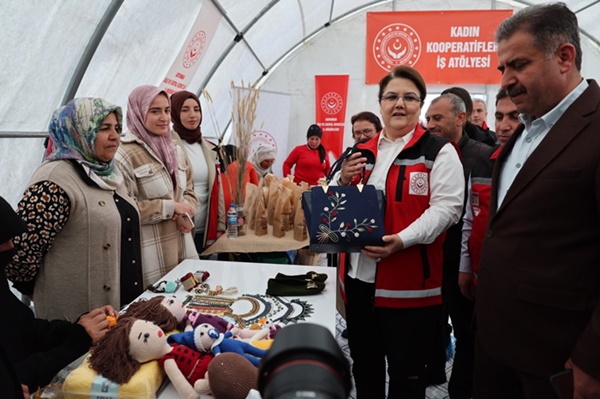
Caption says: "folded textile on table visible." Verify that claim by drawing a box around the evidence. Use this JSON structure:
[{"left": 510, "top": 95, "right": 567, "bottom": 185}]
[{"left": 266, "top": 272, "right": 326, "bottom": 296}]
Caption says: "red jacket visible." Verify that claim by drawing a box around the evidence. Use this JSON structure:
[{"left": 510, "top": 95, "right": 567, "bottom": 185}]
[
  {"left": 283, "top": 144, "right": 330, "bottom": 186},
  {"left": 340, "top": 125, "right": 451, "bottom": 308},
  {"left": 468, "top": 146, "right": 499, "bottom": 283}
]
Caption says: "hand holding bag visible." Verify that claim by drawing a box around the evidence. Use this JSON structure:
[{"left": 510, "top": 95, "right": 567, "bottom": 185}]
[{"left": 301, "top": 184, "right": 385, "bottom": 253}]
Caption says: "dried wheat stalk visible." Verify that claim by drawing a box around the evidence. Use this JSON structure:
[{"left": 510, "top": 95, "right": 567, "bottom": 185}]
[{"left": 230, "top": 81, "right": 260, "bottom": 206}]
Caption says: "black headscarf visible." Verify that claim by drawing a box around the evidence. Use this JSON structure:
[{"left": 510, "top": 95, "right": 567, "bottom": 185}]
[
  {"left": 306, "top": 124, "right": 326, "bottom": 164},
  {"left": 171, "top": 90, "right": 203, "bottom": 144}
]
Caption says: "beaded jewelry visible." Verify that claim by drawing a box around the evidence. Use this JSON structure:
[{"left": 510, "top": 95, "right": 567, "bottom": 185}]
[
  {"left": 242, "top": 294, "right": 272, "bottom": 325},
  {"left": 183, "top": 295, "right": 235, "bottom": 317},
  {"left": 281, "top": 298, "right": 314, "bottom": 324},
  {"left": 182, "top": 293, "right": 314, "bottom": 327},
  {"left": 271, "top": 296, "right": 294, "bottom": 323},
  {"left": 194, "top": 283, "right": 238, "bottom": 296},
  {"left": 183, "top": 294, "right": 262, "bottom": 328}
]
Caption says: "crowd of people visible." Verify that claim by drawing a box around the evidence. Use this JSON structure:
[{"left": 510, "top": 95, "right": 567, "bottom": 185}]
[{"left": 2, "top": 2, "right": 599, "bottom": 399}]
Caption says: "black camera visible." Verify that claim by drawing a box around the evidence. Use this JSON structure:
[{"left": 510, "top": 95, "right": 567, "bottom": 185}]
[{"left": 258, "top": 323, "right": 352, "bottom": 399}]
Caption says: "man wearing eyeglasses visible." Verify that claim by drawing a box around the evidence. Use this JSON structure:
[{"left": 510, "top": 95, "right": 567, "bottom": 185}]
[{"left": 351, "top": 111, "right": 382, "bottom": 143}]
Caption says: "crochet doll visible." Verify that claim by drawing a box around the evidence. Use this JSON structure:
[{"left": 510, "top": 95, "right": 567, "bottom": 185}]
[
  {"left": 207, "top": 353, "right": 259, "bottom": 399},
  {"left": 122, "top": 295, "right": 186, "bottom": 332},
  {"left": 89, "top": 317, "right": 213, "bottom": 399},
  {"left": 179, "top": 308, "right": 237, "bottom": 333},
  {"left": 168, "top": 322, "right": 268, "bottom": 367}
]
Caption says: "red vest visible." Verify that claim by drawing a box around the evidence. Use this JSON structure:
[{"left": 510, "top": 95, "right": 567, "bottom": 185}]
[
  {"left": 468, "top": 147, "right": 500, "bottom": 283},
  {"left": 339, "top": 125, "right": 451, "bottom": 308}
]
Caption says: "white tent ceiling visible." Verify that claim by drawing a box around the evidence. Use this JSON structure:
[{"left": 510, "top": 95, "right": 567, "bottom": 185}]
[{"left": 2, "top": 0, "right": 599, "bottom": 206}]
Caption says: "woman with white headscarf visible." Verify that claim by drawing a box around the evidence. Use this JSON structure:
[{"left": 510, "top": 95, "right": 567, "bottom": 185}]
[
  {"left": 115, "top": 85, "right": 199, "bottom": 287},
  {"left": 250, "top": 145, "right": 277, "bottom": 179}
]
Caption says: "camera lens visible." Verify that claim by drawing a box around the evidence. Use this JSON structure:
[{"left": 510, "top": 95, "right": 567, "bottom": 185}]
[{"left": 258, "top": 323, "right": 352, "bottom": 399}]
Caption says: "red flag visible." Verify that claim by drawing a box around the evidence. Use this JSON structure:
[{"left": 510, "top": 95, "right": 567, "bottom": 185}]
[{"left": 315, "top": 75, "right": 349, "bottom": 161}]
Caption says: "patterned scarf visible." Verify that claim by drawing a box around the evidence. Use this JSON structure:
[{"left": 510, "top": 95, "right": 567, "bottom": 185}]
[
  {"left": 126, "top": 85, "right": 178, "bottom": 189},
  {"left": 46, "top": 97, "right": 124, "bottom": 190},
  {"left": 170, "top": 90, "right": 202, "bottom": 144}
]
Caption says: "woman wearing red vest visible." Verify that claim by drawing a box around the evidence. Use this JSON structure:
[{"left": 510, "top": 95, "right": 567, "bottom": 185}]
[{"left": 333, "top": 66, "right": 464, "bottom": 398}]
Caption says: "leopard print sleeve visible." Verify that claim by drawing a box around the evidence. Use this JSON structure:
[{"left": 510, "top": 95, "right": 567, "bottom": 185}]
[{"left": 5, "top": 181, "right": 71, "bottom": 285}]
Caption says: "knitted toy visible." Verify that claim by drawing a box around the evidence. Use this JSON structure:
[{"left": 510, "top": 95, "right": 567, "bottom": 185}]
[
  {"left": 168, "top": 323, "right": 268, "bottom": 367},
  {"left": 123, "top": 295, "right": 186, "bottom": 332},
  {"left": 235, "top": 319, "right": 281, "bottom": 342},
  {"left": 89, "top": 318, "right": 213, "bottom": 399},
  {"left": 207, "top": 353, "right": 258, "bottom": 399},
  {"left": 179, "top": 308, "right": 237, "bottom": 333}
]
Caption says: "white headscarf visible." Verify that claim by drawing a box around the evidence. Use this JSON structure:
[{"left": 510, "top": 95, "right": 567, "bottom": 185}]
[{"left": 250, "top": 145, "right": 276, "bottom": 178}]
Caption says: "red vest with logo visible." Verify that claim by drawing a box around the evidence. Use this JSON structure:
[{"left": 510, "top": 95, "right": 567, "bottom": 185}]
[
  {"left": 468, "top": 146, "right": 499, "bottom": 284},
  {"left": 339, "top": 125, "right": 452, "bottom": 308}
]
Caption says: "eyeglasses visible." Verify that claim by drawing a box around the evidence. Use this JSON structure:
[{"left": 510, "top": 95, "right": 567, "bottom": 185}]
[
  {"left": 353, "top": 128, "right": 374, "bottom": 136},
  {"left": 381, "top": 92, "right": 421, "bottom": 104}
]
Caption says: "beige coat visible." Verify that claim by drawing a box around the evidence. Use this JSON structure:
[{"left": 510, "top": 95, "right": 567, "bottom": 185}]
[
  {"left": 29, "top": 160, "right": 137, "bottom": 321},
  {"left": 115, "top": 133, "right": 199, "bottom": 287}
]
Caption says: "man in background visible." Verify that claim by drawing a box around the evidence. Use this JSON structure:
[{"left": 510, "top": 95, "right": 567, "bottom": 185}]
[
  {"left": 471, "top": 99, "right": 495, "bottom": 143},
  {"left": 442, "top": 87, "right": 497, "bottom": 146},
  {"left": 425, "top": 94, "right": 490, "bottom": 398},
  {"left": 459, "top": 88, "right": 520, "bottom": 301}
]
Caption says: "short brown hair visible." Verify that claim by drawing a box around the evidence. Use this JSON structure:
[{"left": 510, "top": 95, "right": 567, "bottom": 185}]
[
  {"left": 351, "top": 111, "right": 383, "bottom": 134},
  {"left": 378, "top": 66, "right": 426, "bottom": 103}
]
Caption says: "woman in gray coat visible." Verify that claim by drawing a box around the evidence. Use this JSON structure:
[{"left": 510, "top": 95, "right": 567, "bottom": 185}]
[{"left": 5, "top": 98, "right": 143, "bottom": 321}]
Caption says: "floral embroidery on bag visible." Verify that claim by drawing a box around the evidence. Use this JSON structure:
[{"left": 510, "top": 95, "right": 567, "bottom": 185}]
[{"left": 316, "top": 190, "right": 378, "bottom": 243}]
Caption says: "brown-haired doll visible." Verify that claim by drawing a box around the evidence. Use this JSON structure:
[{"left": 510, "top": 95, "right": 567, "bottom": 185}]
[
  {"left": 89, "top": 317, "right": 212, "bottom": 398},
  {"left": 122, "top": 295, "right": 185, "bottom": 332}
]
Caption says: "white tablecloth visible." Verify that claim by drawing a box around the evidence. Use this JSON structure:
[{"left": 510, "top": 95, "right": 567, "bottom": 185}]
[{"left": 141, "top": 259, "right": 337, "bottom": 398}]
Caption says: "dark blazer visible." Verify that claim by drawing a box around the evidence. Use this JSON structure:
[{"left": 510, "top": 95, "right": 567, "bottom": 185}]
[
  {"left": 0, "top": 197, "right": 92, "bottom": 394},
  {"left": 476, "top": 80, "right": 600, "bottom": 379}
]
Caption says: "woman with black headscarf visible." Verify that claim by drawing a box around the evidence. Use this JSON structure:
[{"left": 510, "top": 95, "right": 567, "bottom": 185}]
[
  {"left": 169, "top": 90, "right": 225, "bottom": 253},
  {"left": 0, "top": 196, "right": 116, "bottom": 397},
  {"left": 282, "top": 124, "right": 330, "bottom": 186}
]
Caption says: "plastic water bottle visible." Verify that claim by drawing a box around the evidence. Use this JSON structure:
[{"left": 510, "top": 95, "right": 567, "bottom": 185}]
[{"left": 227, "top": 204, "right": 238, "bottom": 239}]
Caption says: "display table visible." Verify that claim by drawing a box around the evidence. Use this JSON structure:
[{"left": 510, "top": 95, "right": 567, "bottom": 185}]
[
  {"left": 142, "top": 259, "right": 337, "bottom": 398},
  {"left": 200, "top": 226, "right": 309, "bottom": 256}
]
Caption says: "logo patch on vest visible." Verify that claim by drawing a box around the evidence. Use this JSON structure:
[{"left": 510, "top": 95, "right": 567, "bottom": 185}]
[
  {"left": 471, "top": 192, "right": 481, "bottom": 216},
  {"left": 409, "top": 172, "right": 428, "bottom": 196}
]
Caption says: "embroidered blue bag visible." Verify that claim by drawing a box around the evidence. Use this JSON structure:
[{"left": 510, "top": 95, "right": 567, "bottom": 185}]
[{"left": 301, "top": 185, "right": 385, "bottom": 253}]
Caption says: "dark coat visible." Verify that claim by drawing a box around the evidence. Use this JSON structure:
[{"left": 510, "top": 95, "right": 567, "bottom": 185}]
[
  {"left": 477, "top": 80, "right": 600, "bottom": 379},
  {"left": 464, "top": 122, "right": 497, "bottom": 147},
  {"left": 443, "top": 135, "right": 492, "bottom": 275},
  {"left": 0, "top": 197, "right": 92, "bottom": 395}
]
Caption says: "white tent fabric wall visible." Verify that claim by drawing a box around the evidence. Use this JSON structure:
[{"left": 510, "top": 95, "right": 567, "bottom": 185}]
[{"left": 1, "top": 0, "right": 599, "bottom": 208}]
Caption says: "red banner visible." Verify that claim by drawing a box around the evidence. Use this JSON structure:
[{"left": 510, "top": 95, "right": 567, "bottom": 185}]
[
  {"left": 365, "top": 10, "right": 513, "bottom": 85},
  {"left": 315, "top": 75, "right": 349, "bottom": 161}
]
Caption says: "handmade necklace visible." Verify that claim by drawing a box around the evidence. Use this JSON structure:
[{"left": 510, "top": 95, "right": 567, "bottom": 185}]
[
  {"left": 183, "top": 295, "right": 235, "bottom": 317},
  {"left": 281, "top": 298, "right": 314, "bottom": 324},
  {"left": 242, "top": 294, "right": 272, "bottom": 325},
  {"left": 194, "top": 282, "right": 238, "bottom": 296}
]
